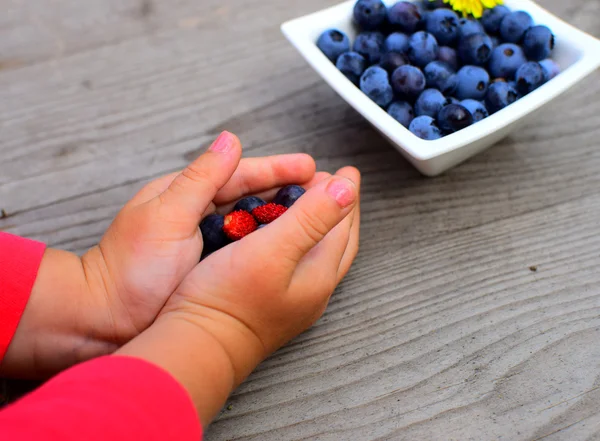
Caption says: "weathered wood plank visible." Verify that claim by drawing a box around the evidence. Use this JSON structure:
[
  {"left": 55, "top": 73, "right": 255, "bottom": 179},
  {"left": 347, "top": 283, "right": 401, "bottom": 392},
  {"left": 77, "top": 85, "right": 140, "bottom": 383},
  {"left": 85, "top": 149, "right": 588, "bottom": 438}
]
[{"left": 2, "top": 0, "right": 600, "bottom": 439}]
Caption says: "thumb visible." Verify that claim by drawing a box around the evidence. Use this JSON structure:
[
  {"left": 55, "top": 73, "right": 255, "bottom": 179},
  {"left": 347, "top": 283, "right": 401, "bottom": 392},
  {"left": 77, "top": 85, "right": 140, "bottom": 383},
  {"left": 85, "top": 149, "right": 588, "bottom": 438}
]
[
  {"left": 157, "top": 131, "right": 242, "bottom": 222},
  {"left": 248, "top": 175, "right": 357, "bottom": 264}
]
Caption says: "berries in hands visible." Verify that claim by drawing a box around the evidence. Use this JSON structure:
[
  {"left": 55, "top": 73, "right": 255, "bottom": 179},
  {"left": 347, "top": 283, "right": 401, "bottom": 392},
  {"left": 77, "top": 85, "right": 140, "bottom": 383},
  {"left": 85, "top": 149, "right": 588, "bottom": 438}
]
[
  {"left": 274, "top": 185, "right": 306, "bottom": 208},
  {"left": 233, "top": 196, "right": 266, "bottom": 213},
  {"left": 252, "top": 203, "right": 288, "bottom": 224},
  {"left": 200, "top": 214, "right": 230, "bottom": 255},
  {"left": 223, "top": 211, "right": 258, "bottom": 241}
]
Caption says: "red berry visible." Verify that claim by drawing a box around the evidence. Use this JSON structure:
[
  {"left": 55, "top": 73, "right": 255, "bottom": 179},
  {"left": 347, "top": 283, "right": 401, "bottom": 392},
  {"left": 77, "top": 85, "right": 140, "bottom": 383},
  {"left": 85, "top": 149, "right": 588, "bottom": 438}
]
[
  {"left": 252, "top": 203, "right": 287, "bottom": 224},
  {"left": 222, "top": 210, "right": 258, "bottom": 241}
]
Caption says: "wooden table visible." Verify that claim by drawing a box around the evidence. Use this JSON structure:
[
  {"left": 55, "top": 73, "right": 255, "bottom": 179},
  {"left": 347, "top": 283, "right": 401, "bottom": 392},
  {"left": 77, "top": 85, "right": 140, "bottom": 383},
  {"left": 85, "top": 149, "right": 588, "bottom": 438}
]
[{"left": 2, "top": 0, "right": 600, "bottom": 439}]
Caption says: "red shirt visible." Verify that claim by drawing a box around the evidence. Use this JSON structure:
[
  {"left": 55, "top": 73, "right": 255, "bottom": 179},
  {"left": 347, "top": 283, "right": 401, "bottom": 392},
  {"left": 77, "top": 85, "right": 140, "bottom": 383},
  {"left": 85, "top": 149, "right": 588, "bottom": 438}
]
[{"left": 0, "top": 232, "right": 202, "bottom": 440}]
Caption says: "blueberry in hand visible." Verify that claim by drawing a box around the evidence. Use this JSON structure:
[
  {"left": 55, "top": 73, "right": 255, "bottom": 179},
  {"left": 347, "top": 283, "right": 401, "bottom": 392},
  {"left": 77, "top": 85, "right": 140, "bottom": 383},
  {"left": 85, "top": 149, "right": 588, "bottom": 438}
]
[
  {"left": 200, "top": 214, "right": 230, "bottom": 256},
  {"left": 388, "top": 101, "right": 415, "bottom": 128},
  {"left": 460, "top": 99, "right": 489, "bottom": 122},
  {"left": 437, "top": 46, "right": 458, "bottom": 71},
  {"left": 539, "top": 59, "right": 561, "bottom": 82},
  {"left": 481, "top": 5, "right": 510, "bottom": 35},
  {"left": 457, "top": 18, "right": 484, "bottom": 39},
  {"left": 384, "top": 32, "right": 410, "bottom": 53},
  {"left": 379, "top": 51, "right": 409, "bottom": 74},
  {"left": 353, "top": 31, "right": 386, "bottom": 64},
  {"left": 353, "top": 0, "right": 388, "bottom": 31},
  {"left": 273, "top": 185, "right": 306, "bottom": 208},
  {"left": 317, "top": 29, "right": 350, "bottom": 63},
  {"left": 522, "top": 26, "right": 555, "bottom": 61},
  {"left": 437, "top": 104, "right": 473, "bottom": 134},
  {"left": 415, "top": 89, "right": 451, "bottom": 118},
  {"left": 391, "top": 65, "right": 426, "bottom": 99},
  {"left": 336, "top": 52, "right": 367, "bottom": 85},
  {"left": 233, "top": 196, "right": 266, "bottom": 213},
  {"left": 455, "top": 65, "right": 489, "bottom": 100},
  {"left": 488, "top": 43, "right": 527, "bottom": 79},
  {"left": 500, "top": 11, "right": 533, "bottom": 43},
  {"left": 387, "top": 1, "right": 423, "bottom": 34},
  {"left": 409, "top": 115, "right": 442, "bottom": 140},
  {"left": 425, "top": 8, "right": 459, "bottom": 46},
  {"left": 515, "top": 61, "right": 545, "bottom": 95},
  {"left": 457, "top": 32, "right": 493, "bottom": 66},
  {"left": 407, "top": 31, "right": 439, "bottom": 67},
  {"left": 361, "top": 66, "right": 394, "bottom": 107},
  {"left": 485, "top": 81, "right": 519, "bottom": 114},
  {"left": 424, "top": 61, "right": 458, "bottom": 95}
]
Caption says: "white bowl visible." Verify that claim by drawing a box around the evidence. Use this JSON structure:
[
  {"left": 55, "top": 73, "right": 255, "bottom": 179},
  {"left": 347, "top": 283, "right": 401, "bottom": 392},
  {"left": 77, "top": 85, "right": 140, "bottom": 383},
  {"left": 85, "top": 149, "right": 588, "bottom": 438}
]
[{"left": 281, "top": 0, "right": 600, "bottom": 176}]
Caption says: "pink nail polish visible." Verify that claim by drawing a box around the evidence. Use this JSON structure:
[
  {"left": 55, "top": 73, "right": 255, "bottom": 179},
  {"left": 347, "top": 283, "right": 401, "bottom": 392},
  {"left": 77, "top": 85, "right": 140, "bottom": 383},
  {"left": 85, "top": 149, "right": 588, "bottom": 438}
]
[
  {"left": 209, "top": 131, "right": 233, "bottom": 153},
  {"left": 327, "top": 179, "right": 356, "bottom": 208}
]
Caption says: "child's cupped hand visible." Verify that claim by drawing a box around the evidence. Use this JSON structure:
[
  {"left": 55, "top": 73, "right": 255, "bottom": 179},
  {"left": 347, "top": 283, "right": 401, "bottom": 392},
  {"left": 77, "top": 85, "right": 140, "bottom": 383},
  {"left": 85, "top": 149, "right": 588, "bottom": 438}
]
[
  {"left": 157, "top": 159, "right": 361, "bottom": 386},
  {"left": 81, "top": 131, "right": 323, "bottom": 343}
]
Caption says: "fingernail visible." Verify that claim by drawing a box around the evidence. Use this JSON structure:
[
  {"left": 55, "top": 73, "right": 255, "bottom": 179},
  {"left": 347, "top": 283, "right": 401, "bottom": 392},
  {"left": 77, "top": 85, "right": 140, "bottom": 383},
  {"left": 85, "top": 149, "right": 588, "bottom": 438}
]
[
  {"left": 209, "top": 131, "right": 234, "bottom": 153},
  {"left": 326, "top": 178, "right": 356, "bottom": 208}
]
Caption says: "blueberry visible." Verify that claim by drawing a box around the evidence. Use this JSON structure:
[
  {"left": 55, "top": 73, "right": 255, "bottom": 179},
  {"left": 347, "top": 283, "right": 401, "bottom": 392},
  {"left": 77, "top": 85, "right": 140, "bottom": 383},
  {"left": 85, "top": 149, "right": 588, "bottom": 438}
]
[
  {"left": 455, "top": 65, "right": 489, "bottom": 100},
  {"left": 448, "top": 97, "right": 460, "bottom": 105},
  {"left": 388, "top": 101, "right": 415, "bottom": 128},
  {"left": 488, "top": 43, "right": 527, "bottom": 79},
  {"left": 336, "top": 51, "right": 367, "bottom": 85},
  {"left": 387, "top": 2, "right": 423, "bottom": 34},
  {"left": 379, "top": 51, "right": 409, "bottom": 74},
  {"left": 233, "top": 196, "right": 266, "bottom": 213},
  {"left": 353, "top": 0, "right": 388, "bottom": 31},
  {"left": 515, "top": 61, "right": 545, "bottom": 95},
  {"left": 200, "top": 214, "right": 230, "bottom": 255},
  {"left": 485, "top": 81, "right": 519, "bottom": 113},
  {"left": 384, "top": 32, "right": 410, "bottom": 53},
  {"left": 481, "top": 5, "right": 510, "bottom": 35},
  {"left": 317, "top": 29, "right": 350, "bottom": 63},
  {"left": 437, "top": 104, "right": 473, "bottom": 133},
  {"left": 425, "top": 8, "right": 460, "bottom": 46},
  {"left": 539, "top": 59, "right": 561, "bottom": 82},
  {"left": 360, "top": 66, "right": 394, "bottom": 107},
  {"left": 424, "top": 61, "right": 458, "bottom": 95},
  {"left": 458, "top": 18, "right": 484, "bottom": 39},
  {"left": 273, "top": 185, "right": 306, "bottom": 208},
  {"left": 409, "top": 115, "right": 442, "bottom": 140},
  {"left": 391, "top": 65, "right": 426, "bottom": 99},
  {"left": 460, "top": 99, "right": 489, "bottom": 122},
  {"left": 407, "top": 31, "right": 439, "bottom": 67},
  {"left": 415, "top": 89, "right": 451, "bottom": 118},
  {"left": 437, "top": 46, "right": 458, "bottom": 71},
  {"left": 457, "top": 32, "right": 493, "bottom": 66},
  {"left": 500, "top": 11, "right": 533, "bottom": 43},
  {"left": 353, "top": 31, "right": 386, "bottom": 64},
  {"left": 522, "top": 26, "right": 555, "bottom": 61},
  {"left": 490, "top": 35, "right": 501, "bottom": 49}
]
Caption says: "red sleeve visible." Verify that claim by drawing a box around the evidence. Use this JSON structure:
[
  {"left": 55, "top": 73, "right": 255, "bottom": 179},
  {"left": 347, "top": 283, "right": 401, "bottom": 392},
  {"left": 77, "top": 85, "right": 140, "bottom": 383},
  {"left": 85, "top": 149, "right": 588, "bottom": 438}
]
[
  {"left": 0, "top": 232, "right": 46, "bottom": 361},
  {"left": 0, "top": 355, "right": 202, "bottom": 441}
]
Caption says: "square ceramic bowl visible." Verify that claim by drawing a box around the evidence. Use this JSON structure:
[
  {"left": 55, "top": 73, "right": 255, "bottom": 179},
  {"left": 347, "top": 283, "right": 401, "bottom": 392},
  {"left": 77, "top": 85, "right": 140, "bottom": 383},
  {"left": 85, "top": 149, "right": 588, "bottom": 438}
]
[{"left": 281, "top": 0, "right": 600, "bottom": 176}]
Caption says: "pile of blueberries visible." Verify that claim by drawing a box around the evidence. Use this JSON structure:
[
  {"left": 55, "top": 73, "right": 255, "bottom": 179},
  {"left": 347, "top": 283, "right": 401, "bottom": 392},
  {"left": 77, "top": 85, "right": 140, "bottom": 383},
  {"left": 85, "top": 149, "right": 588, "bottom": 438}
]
[
  {"left": 200, "top": 185, "right": 305, "bottom": 259},
  {"left": 316, "top": 0, "right": 560, "bottom": 140}
]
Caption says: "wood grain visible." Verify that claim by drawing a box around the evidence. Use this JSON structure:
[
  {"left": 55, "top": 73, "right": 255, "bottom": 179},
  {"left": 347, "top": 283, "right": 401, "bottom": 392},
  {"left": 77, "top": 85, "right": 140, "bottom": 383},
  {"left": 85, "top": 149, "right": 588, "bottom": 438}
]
[{"left": 2, "top": 0, "right": 600, "bottom": 439}]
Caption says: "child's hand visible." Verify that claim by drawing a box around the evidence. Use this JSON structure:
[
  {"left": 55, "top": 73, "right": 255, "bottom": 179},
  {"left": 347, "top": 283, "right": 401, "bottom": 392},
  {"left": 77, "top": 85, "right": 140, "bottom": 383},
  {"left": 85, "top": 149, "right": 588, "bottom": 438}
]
[
  {"left": 82, "top": 132, "right": 317, "bottom": 343},
  {"left": 118, "top": 165, "right": 360, "bottom": 423}
]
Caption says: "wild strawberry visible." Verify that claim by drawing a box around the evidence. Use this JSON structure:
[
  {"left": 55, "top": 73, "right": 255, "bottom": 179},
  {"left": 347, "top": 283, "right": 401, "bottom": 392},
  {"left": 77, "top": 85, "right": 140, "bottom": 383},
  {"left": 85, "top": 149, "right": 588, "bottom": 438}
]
[
  {"left": 222, "top": 210, "right": 257, "bottom": 241},
  {"left": 252, "top": 203, "right": 287, "bottom": 224}
]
